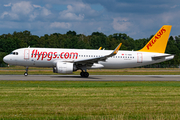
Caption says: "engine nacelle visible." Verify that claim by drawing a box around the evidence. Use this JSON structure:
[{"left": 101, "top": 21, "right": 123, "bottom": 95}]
[{"left": 53, "top": 62, "right": 74, "bottom": 74}]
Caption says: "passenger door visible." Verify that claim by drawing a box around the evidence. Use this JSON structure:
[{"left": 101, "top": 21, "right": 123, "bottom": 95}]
[
  {"left": 24, "top": 49, "right": 30, "bottom": 60},
  {"left": 137, "top": 53, "right": 143, "bottom": 63}
]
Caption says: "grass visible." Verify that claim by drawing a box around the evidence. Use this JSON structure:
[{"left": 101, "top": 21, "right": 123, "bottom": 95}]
[
  {"left": 0, "top": 81, "right": 180, "bottom": 119},
  {"left": 1, "top": 66, "right": 180, "bottom": 75}
]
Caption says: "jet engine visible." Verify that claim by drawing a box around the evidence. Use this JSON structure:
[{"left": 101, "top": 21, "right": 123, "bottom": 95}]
[{"left": 53, "top": 62, "right": 74, "bottom": 74}]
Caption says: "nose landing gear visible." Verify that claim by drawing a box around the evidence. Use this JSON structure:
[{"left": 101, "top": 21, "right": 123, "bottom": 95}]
[{"left": 24, "top": 67, "right": 28, "bottom": 76}]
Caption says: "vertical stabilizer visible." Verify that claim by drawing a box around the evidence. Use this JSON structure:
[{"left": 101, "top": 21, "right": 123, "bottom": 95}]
[{"left": 139, "top": 25, "right": 172, "bottom": 53}]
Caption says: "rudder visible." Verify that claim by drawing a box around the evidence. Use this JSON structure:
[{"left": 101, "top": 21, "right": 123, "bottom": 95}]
[{"left": 138, "top": 25, "right": 172, "bottom": 53}]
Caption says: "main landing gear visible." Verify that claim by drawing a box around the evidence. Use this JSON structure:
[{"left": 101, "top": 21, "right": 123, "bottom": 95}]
[
  {"left": 79, "top": 66, "right": 89, "bottom": 77},
  {"left": 80, "top": 71, "right": 89, "bottom": 78},
  {"left": 24, "top": 66, "right": 28, "bottom": 76}
]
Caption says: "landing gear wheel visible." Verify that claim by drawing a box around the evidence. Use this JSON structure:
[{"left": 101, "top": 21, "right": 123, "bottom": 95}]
[
  {"left": 80, "top": 72, "right": 84, "bottom": 77},
  {"left": 24, "top": 72, "right": 28, "bottom": 76},
  {"left": 84, "top": 72, "right": 89, "bottom": 78},
  {"left": 80, "top": 72, "right": 89, "bottom": 78}
]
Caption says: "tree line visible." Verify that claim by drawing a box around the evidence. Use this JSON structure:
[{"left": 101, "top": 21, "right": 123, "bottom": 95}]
[{"left": 0, "top": 30, "right": 180, "bottom": 67}]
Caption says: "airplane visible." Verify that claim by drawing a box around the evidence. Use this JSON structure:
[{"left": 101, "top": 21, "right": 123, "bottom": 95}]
[{"left": 3, "top": 25, "right": 174, "bottom": 77}]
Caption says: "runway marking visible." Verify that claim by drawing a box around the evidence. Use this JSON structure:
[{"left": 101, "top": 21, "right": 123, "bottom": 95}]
[{"left": 0, "top": 75, "right": 180, "bottom": 81}]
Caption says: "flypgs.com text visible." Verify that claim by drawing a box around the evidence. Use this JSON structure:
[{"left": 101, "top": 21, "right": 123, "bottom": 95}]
[{"left": 31, "top": 50, "right": 78, "bottom": 61}]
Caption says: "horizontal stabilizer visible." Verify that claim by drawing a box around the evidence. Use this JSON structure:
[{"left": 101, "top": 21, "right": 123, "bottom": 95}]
[{"left": 152, "top": 54, "right": 174, "bottom": 60}]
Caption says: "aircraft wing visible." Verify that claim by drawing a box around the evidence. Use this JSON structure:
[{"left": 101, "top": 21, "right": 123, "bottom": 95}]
[{"left": 72, "top": 43, "right": 122, "bottom": 65}]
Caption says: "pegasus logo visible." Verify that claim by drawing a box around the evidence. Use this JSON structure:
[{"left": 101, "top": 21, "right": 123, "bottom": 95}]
[{"left": 146, "top": 27, "right": 166, "bottom": 50}]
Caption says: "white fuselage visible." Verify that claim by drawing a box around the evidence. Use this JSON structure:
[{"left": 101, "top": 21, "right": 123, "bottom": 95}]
[{"left": 3, "top": 48, "right": 174, "bottom": 69}]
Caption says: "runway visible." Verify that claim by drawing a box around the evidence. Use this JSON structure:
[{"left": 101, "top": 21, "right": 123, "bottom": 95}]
[{"left": 0, "top": 75, "right": 180, "bottom": 81}]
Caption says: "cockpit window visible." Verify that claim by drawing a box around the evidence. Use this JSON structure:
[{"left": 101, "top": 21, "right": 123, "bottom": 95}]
[{"left": 11, "top": 52, "right": 18, "bottom": 55}]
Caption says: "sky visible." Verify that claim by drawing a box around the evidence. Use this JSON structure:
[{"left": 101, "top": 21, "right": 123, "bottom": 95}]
[{"left": 0, "top": 0, "right": 180, "bottom": 39}]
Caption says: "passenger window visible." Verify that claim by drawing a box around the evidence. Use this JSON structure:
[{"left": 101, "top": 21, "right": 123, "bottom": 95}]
[{"left": 16, "top": 52, "right": 18, "bottom": 55}]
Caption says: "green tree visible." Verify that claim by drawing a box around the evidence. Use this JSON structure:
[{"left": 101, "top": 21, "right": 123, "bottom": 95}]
[
  {"left": 90, "top": 32, "right": 107, "bottom": 49},
  {"left": 0, "top": 52, "right": 7, "bottom": 65}
]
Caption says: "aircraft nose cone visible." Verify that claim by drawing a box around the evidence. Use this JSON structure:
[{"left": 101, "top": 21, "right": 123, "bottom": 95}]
[{"left": 3, "top": 56, "right": 9, "bottom": 64}]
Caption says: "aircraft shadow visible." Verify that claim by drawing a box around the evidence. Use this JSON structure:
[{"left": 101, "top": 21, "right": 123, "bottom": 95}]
[{"left": 51, "top": 76, "right": 100, "bottom": 79}]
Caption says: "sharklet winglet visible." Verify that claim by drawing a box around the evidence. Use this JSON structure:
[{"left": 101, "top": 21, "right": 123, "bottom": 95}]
[
  {"left": 98, "top": 47, "right": 102, "bottom": 50},
  {"left": 113, "top": 43, "right": 122, "bottom": 55}
]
